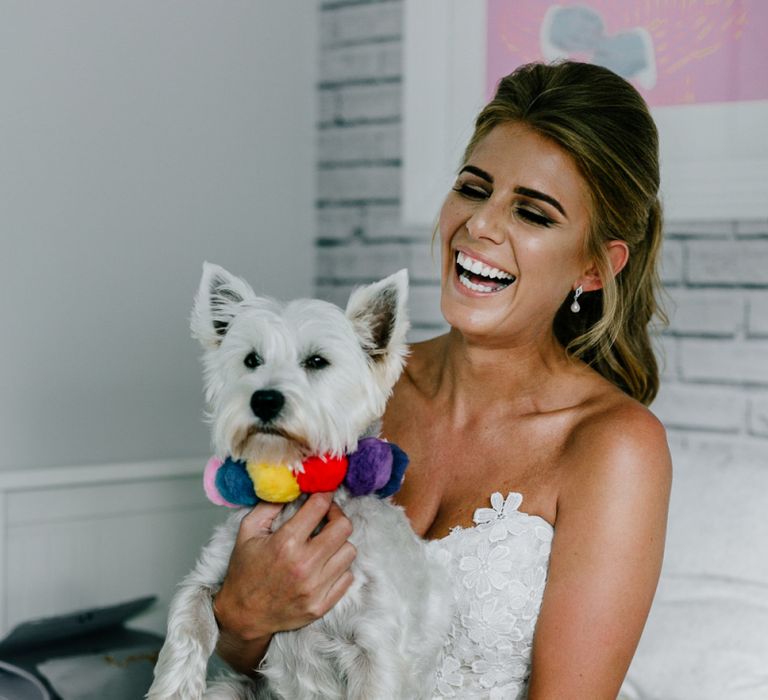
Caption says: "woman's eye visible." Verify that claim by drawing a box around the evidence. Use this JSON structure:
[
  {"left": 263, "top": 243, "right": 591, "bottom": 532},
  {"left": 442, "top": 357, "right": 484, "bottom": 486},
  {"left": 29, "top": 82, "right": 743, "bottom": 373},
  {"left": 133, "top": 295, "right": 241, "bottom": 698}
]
[
  {"left": 516, "top": 207, "right": 553, "bottom": 227},
  {"left": 244, "top": 351, "right": 262, "bottom": 369},
  {"left": 303, "top": 354, "right": 330, "bottom": 371},
  {"left": 452, "top": 183, "right": 489, "bottom": 200}
]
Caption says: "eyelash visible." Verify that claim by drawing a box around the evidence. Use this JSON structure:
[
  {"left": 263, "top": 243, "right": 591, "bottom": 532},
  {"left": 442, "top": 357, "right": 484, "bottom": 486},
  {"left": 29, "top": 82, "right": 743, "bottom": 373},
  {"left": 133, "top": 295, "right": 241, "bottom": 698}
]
[{"left": 451, "top": 184, "right": 554, "bottom": 228}]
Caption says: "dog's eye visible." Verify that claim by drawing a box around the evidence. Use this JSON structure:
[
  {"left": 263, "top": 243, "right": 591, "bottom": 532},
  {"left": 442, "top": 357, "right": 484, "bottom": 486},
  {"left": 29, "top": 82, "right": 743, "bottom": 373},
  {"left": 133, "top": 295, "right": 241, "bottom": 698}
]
[
  {"left": 244, "top": 351, "right": 262, "bottom": 370},
  {"left": 303, "top": 354, "right": 330, "bottom": 371}
]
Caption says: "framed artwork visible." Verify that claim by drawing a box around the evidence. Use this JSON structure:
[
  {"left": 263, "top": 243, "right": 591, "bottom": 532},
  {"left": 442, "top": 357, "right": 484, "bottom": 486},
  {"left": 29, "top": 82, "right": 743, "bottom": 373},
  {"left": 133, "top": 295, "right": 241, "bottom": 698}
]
[{"left": 403, "top": 0, "right": 768, "bottom": 225}]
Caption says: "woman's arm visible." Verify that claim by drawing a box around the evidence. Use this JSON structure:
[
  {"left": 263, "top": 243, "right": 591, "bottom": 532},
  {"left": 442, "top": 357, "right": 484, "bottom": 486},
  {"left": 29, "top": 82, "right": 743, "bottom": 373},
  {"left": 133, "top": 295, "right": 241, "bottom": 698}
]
[
  {"left": 213, "top": 492, "right": 357, "bottom": 675},
  {"left": 527, "top": 404, "right": 672, "bottom": 699}
]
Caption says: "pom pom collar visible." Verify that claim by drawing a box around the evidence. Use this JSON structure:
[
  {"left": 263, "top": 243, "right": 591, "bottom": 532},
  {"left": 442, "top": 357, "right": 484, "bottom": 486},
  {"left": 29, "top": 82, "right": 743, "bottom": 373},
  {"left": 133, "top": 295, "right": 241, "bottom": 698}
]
[{"left": 205, "top": 437, "right": 409, "bottom": 507}]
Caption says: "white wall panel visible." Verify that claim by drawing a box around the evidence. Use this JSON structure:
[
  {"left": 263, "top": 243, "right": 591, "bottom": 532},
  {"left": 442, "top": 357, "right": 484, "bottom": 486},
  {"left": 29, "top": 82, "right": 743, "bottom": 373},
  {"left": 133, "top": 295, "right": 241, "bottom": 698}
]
[{"left": 0, "top": 459, "right": 226, "bottom": 637}]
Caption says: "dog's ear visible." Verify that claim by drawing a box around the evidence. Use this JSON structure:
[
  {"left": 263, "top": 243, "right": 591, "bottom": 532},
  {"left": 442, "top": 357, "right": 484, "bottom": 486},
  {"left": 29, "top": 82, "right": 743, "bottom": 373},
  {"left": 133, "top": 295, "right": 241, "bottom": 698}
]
[
  {"left": 191, "top": 262, "right": 255, "bottom": 348},
  {"left": 345, "top": 269, "right": 410, "bottom": 390}
]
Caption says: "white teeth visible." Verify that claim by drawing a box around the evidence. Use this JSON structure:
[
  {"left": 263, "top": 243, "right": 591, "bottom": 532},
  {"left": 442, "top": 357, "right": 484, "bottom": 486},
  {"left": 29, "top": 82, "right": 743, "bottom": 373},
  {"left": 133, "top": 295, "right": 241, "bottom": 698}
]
[
  {"left": 456, "top": 251, "right": 514, "bottom": 281},
  {"left": 459, "top": 274, "right": 494, "bottom": 293}
]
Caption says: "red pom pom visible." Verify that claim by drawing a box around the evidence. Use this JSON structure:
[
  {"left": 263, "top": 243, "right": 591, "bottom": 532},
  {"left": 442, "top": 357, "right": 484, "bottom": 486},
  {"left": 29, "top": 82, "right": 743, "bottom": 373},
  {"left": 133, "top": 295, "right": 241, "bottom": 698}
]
[{"left": 296, "top": 454, "right": 348, "bottom": 493}]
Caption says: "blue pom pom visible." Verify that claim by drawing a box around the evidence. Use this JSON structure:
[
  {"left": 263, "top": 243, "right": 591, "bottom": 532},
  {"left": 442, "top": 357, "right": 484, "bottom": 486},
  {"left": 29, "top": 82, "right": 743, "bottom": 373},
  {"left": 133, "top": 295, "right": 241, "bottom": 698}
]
[
  {"left": 216, "top": 457, "right": 259, "bottom": 506},
  {"left": 375, "top": 442, "right": 409, "bottom": 498}
]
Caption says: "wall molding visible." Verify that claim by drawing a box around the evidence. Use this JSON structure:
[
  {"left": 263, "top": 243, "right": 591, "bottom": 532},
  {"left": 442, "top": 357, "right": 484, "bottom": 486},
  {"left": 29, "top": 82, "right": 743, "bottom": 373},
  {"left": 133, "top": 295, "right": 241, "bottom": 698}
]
[
  {"left": 0, "top": 457, "right": 205, "bottom": 492},
  {"left": 0, "top": 456, "right": 217, "bottom": 637}
]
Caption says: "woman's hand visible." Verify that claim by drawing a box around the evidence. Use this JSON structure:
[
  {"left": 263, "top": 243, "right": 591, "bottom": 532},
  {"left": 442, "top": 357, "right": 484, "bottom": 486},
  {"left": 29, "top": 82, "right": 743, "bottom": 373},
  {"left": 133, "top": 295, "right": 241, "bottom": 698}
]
[{"left": 213, "top": 492, "right": 357, "bottom": 674}]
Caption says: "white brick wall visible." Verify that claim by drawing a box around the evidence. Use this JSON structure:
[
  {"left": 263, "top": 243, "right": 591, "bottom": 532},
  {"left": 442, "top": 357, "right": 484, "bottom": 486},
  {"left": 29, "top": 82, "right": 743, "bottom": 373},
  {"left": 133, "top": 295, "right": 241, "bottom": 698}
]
[
  {"left": 656, "top": 219, "right": 768, "bottom": 444},
  {"left": 319, "top": 83, "right": 401, "bottom": 125},
  {"left": 686, "top": 239, "right": 768, "bottom": 286},
  {"left": 749, "top": 395, "right": 768, "bottom": 437},
  {"left": 317, "top": 164, "right": 400, "bottom": 202},
  {"left": 315, "top": 0, "right": 442, "bottom": 343},
  {"left": 652, "top": 383, "right": 747, "bottom": 433},
  {"left": 318, "top": 123, "right": 400, "bottom": 164},
  {"left": 320, "top": 2, "right": 401, "bottom": 47},
  {"left": 320, "top": 43, "right": 401, "bottom": 84},
  {"left": 314, "top": 0, "right": 768, "bottom": 450},
  {"left": 660, "top": 240, "right": 684, "bottom": 284},
  {"left": 679, "top": 339, "right": 768, "bottom": 385},
  {"left": 665, "top": 288, "right": 745, "bottom": 336},
  {"left": 748, "top": 293, "right": 768, "bottom": 336}
]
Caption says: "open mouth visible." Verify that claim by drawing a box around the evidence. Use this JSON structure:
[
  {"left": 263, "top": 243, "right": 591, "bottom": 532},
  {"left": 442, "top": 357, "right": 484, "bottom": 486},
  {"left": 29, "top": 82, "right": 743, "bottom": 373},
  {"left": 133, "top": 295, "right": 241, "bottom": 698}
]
[{"left": 455, "top": 250, "right": 516, "bottom": 294}]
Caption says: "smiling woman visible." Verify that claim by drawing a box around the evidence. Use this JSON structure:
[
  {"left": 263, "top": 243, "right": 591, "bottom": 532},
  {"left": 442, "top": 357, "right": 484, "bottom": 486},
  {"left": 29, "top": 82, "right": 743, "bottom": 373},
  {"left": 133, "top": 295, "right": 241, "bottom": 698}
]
[{"left": 381, "top": 61, "right": 672, "bottom": 698}]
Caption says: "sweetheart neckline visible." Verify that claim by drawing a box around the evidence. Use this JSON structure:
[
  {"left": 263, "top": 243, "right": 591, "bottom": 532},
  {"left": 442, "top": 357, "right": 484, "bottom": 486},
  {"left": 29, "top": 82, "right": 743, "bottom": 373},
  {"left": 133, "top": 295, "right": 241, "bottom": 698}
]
[{"left": 425, "top": 490, "right": 555, "bottom": 544}]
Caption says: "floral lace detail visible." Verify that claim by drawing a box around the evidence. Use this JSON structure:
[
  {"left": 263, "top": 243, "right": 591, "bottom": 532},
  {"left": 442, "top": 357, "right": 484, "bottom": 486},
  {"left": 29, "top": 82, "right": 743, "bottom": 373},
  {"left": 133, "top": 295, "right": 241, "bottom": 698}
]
[{"left": 428, "top": 493, "right": 553, "bottom": 699}]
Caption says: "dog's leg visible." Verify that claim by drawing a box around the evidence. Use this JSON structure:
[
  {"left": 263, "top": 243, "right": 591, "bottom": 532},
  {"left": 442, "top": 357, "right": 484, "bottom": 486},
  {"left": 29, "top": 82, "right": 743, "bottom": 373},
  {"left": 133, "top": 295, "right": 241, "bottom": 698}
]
[
  {"left": 147, "top": 583, "right": 219, "bottom": 699},
  {"left": 337, "top": 641, "right": 401, "bottom": 700},
  {"left": 147, "top": 510, "right": 245, "bottom": 700},
  {"left": 261, "top": 626, "right": 346, "bottom": 700},
  {"left": 328, "top": 613, "right": 402, "bottom": 700}
]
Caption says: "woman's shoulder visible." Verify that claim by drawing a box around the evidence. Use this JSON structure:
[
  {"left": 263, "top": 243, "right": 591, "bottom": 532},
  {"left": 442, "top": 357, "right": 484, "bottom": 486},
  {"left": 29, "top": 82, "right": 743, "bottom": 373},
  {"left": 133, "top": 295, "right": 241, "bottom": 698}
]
[{"left": 559, "top": 385, "right": 672, "bottom": 513}]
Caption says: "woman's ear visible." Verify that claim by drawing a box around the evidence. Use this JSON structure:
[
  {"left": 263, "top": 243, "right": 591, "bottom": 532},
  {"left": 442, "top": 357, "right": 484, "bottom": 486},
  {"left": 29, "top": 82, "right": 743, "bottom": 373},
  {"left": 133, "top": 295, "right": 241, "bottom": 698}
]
[{"left": 578, "top": 240, "right": 629, "bottom": 292}]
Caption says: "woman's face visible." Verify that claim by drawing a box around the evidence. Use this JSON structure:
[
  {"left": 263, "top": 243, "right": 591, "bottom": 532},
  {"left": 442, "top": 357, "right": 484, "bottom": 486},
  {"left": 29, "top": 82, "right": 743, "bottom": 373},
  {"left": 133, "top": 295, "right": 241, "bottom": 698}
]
[{"left": 438, "top": 122, "right": 593, "bottom": 346}]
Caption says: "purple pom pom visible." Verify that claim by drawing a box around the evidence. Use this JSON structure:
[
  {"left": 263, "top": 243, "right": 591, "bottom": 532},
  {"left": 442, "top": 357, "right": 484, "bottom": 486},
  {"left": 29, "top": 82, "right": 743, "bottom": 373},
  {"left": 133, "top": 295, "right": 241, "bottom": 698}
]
[{"left": 345, "top": 437, "right": 393, "bottom": 496}]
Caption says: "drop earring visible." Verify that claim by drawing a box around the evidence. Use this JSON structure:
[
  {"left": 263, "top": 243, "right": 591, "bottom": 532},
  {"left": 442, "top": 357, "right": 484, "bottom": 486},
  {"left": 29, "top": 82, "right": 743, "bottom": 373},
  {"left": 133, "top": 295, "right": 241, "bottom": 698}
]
[{"left": 570, "top": 285, "right": 583, "bottom": 313}]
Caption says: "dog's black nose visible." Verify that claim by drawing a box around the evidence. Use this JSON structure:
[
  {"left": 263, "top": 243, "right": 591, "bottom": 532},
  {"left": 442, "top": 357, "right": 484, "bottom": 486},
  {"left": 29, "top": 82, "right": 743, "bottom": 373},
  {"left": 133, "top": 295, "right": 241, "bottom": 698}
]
[{"left": 250, "top": 389, "right": 285, "bottom": 423}]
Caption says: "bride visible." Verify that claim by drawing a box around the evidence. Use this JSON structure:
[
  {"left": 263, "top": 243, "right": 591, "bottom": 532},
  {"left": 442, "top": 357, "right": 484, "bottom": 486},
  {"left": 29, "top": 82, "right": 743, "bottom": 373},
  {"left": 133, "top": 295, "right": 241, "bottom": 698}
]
[{"left": 212, "top": 61, "right": 672, "bottom": 699}]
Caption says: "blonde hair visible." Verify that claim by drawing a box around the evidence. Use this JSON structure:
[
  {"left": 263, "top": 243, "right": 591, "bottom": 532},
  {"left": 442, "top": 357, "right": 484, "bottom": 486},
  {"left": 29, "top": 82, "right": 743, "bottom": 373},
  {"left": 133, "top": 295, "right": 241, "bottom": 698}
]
[{"left": 463, "top": 61, "right": 666, "bottom": 404}]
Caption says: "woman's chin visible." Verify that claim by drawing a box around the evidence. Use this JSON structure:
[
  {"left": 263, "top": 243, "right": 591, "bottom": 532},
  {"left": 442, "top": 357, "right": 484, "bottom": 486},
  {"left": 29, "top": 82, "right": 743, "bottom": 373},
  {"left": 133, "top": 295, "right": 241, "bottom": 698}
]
[
  {"left": 440, "top": 295, "right": 513, "bottom": 341},
  {"left": 440, "top": 274, "right": 517, "bottom": 337}
]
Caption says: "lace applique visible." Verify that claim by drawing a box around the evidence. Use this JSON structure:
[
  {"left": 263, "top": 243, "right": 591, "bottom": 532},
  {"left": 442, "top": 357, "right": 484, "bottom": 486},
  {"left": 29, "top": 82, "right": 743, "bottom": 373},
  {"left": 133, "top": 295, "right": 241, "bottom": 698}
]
[
  {"left": 459, "top": 540, "right": 513, "bottom": 597},
  {"left": 429, "top": 493, "right": 553, "bottom": 699}
]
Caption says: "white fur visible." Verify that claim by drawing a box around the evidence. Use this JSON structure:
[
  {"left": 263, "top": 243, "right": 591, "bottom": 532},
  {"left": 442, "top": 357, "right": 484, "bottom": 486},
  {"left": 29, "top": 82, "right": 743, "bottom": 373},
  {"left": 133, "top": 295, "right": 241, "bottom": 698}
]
[{"left": 148, "top": 265, "right": 452, "bottom": 699}]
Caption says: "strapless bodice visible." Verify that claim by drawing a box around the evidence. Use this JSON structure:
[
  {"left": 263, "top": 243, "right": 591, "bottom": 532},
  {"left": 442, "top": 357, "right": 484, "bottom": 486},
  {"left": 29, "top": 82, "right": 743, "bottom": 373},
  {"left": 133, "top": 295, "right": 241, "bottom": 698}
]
[{"left": 426, "top": 492, "right": 554, "bottom": 699}]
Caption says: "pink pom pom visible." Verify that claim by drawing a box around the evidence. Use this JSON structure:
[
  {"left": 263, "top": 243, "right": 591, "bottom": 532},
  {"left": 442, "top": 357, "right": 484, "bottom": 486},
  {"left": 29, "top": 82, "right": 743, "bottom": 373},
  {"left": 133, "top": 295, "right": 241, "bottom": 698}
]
[{"left": 203, "top": 457, "right": 240, "bottom": 508}]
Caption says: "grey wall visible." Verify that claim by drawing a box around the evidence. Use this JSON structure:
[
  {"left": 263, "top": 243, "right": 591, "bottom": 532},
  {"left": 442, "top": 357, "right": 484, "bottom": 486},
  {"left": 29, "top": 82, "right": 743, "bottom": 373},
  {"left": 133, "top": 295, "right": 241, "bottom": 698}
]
[{"left": 1, "top": 1, "right": 317, "bottom": 470}]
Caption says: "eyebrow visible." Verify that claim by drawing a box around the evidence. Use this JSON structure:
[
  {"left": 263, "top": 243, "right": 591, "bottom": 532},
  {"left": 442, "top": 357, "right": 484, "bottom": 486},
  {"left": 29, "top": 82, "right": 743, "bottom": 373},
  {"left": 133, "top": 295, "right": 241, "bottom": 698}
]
[{"left": 458, "top": 165, "right": 568, "bottom": 218}]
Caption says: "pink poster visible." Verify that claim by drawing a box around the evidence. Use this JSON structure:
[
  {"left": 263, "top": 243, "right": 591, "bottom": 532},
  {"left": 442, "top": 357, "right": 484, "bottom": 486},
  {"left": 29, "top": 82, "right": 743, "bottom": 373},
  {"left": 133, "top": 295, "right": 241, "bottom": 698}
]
[{"left": 487, "top": 0, "right": 768, "bottom": 106}]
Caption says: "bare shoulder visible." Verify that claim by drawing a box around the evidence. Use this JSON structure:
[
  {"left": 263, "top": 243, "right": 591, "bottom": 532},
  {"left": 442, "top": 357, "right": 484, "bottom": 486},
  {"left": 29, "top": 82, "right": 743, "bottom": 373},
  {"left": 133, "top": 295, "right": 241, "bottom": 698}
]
[
  {"left": 527, "top": 390, "right": 672, "bottom": 697},
  {"left": 560, "top": 390, "right": 672, "bottom": 511}
]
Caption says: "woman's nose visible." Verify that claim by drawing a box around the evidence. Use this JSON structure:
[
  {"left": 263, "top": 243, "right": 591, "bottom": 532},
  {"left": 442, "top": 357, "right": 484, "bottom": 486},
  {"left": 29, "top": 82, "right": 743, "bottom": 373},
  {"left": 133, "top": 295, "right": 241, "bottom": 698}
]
[{"left": 465, "top": 201, "right": 506, "bottom": 244}]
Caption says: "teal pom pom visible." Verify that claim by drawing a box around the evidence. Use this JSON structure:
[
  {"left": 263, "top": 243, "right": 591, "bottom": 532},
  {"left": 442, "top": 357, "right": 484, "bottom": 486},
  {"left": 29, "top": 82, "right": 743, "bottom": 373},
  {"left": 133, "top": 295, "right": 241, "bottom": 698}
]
[{"left": 216, "top": 458, "right": 259, "bottom": 506}]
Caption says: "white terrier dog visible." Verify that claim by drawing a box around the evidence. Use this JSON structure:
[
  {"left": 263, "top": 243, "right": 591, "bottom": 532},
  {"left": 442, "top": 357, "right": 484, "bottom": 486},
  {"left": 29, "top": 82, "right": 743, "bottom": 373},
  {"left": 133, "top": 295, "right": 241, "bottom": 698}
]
[{"left": 147, "top": 264, "right": 451, "bottom": 700}]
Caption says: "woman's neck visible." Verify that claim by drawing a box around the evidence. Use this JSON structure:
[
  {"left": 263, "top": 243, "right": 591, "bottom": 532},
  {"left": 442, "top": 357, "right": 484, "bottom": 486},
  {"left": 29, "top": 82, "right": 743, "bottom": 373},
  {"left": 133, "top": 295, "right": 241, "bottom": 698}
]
[{"left": 424, "top": 328, "right": 582, "bottom": 422}]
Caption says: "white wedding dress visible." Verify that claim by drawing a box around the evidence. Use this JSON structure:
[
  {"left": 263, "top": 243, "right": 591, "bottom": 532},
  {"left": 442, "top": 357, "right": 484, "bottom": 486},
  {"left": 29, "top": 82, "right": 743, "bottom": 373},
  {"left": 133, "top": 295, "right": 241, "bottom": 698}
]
[{"left": 426, "top": 492, "right": 554, "bottom": 699}]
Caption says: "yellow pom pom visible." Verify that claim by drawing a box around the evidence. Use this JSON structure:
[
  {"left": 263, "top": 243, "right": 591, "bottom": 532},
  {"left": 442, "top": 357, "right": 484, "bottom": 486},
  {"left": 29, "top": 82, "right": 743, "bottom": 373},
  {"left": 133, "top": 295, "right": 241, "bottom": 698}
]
[{"left": 247, "top": 462, "right": 300, "bottom": 503}]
